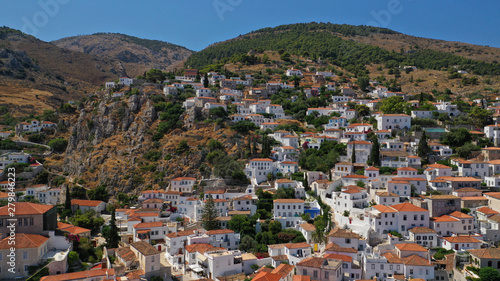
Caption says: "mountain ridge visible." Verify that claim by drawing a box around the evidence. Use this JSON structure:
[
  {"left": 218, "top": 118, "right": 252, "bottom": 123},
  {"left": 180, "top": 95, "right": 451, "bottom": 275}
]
[{"left": 52, "top": 33, "right": 193, "bottom": 76}]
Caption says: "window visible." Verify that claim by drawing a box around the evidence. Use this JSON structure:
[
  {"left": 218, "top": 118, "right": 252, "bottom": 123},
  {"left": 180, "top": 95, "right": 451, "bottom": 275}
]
[
  {"left": 325, "top": 271, "right": 329, "bottom": 279},
  {"left": 313, "top": 271, "right": 318, "bottom": 278},
  {"left": 303, "top": 269, "right": 307, "bottom": 275},
  {"left": 23, "top": 252, "right": 28, "bottom": 260},
  {"left": 371, "top": 264, "right": 375, "bottom": 269},
  {"left": 410, "top": 269, "right": 413, "bottom": 274},
  {"left": 152, "top": 256, "right": 155, "bottom": 262}
]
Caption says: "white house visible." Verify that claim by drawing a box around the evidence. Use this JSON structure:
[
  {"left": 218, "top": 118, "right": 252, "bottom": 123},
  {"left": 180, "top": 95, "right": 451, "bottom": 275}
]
[
  {"left": 334, "top": 185, "right": 368, "bottom": 213},
  {"left": 273, "top": 199, "right": 305, "bottom": 228},
  {"left": 442, "top": 236, "right": 482, "bottom": 252},
  {"left": 375, "top": 114, "right": 411, "bottom": 131},
  {"left": 170, "top": 177, "right": 196, "bottom": 193},
  {"left": 370, "top": 202, "right": 429, "bottom": 235},
  {"left": 286, "top": 69, "right": 303, "bottom": 77}
]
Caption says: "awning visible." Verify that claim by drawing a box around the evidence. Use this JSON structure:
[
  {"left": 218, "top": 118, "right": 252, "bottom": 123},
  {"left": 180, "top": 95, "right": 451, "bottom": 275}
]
[
  {"left": 197, "top": 254, "right": 208, "bottom": 262},
  {"left": 189, "top": 265, "right": 204, "bottom": 273}
]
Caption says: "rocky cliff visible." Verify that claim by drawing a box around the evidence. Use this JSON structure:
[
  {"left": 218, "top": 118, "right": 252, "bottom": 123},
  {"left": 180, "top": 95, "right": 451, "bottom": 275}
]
[{"left": 59, "top": 86, "right": 247, "bottom": 195}]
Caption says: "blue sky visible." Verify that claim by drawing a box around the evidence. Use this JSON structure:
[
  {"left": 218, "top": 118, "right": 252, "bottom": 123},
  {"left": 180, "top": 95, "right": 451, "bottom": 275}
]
[{"left": 1, "top": 0, "right": 499, "bottom": 51}]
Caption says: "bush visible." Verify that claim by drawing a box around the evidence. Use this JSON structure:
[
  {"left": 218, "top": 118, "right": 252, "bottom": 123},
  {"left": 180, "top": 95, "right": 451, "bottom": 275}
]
[{"left": 48, "top": 138, "right": 68, "bottom": 153}]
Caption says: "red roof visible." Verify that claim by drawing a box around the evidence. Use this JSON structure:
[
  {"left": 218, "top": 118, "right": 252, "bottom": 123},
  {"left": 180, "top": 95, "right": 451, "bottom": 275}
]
[
  {"left": 250, "top": 158, "right": 274, "bottom": 162},
  {"left": 171, "top": 177, "right": 196, "bottom": 181},
  {"left": 71, "top": 199, "right": 104, "bottom": 207},
  {"left": 0, "top": 233, "right": 48, "bottom": 249},
  {"left": 133, "top": 221, "right": 163, "bottom": 229},
  {"left": 40, "top": 268, "right": 115, "bottom": 281},
  {"left": 0, "top": 202, "right": 53, "bottom": 216}
]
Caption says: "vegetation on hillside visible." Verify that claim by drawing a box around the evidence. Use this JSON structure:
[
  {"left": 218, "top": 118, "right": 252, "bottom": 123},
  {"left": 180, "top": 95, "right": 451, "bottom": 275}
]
[{"left": 186, "top": 22, "right": 500, "bottom": 76}]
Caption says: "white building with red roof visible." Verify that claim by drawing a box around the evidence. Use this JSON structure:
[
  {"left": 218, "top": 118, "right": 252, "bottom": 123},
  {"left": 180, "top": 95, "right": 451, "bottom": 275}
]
[
  {"left": 273, "top": 199, "right": 306, "bottom": 228},
  {"left": 333, "top": 185, "right": 368, "bottom": 213},
  {"left": 0, "top": 233, "right": 50, "bottom": 278},
  {"left": 170, "top": 177, "right": 196, "bottom": 193},
  {"left": 245, "top": 158, "right": 275, "bottom": 184},
  {"left": 375, "top": 114, "right": 411, "bottom": 131},
  {"left": 424, "top": 163, "right": 453, "bottom": 182},
  {"left": 71, "top": 199, "right": 107, "bottom": 214},
  {"left": 442, "top": 235, "right": 482, "bottom": 251},
  {"left": 370, "top": 202, "right": 429, "bottom": 235},
  {"left": 344, "top": 140, "right": 372, "bottom": 164},
  {"left": 430, "top": 211, "right": 475, "bottom": 236}
]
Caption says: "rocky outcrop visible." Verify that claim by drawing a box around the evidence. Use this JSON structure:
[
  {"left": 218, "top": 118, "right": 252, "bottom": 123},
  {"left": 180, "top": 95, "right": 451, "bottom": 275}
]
[{"left": 64, "top": 89, "right": 157, "bottom": 194}]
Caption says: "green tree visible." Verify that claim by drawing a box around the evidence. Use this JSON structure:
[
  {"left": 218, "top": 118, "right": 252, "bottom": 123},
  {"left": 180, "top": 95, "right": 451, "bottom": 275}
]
[
  {"left": 68, "top": 251, "right": 80, "bottom": 267},
  {"left": 440, "top": 128, "right": 472, "bottom": 147},
  {"left": 356, "top": 77, "right": 370, "bottom": 91},
  {"left": 201, "top": 195, "right": 220, "bottom": 231},
  {"left": 176, "top": 140, "right": 190, "bottom": 154},
  {"left": 468, "top": 107, "right": 492, "bottom": 128},
  {"left": 87, "top": 185, "right": 110, "bottom": 203},
  {"left": 456, "top": 142, "right": 480, "bottom": 159},
  {"left": 145, "top": 69, "right": 166, "bottom": 83},
  {"left": 71, "top": 186, "right": 87, "bottom": 199},
  {"left": 479, "top": 267, "right": 500, "bottom": 281},
  {"left": 69, "top": 210, "right": 105, "bottom": 234},
  {"left": 231, "top": 121, "right": 258, "bottom": 134},
  {"left": 351, "top": 142, "right": 356, "bottom": 163},
  {"left": 48, "top": 138, "right": 68, "bottom": 153},
  {"left": 65, "top": 185, "right": 72, "bottom": 212},
  {"left": 355, "top": 104, "right": 370, "bottom": 116},
  {"left": 379, "top": 96, "right": 411, "bottom": 114},
  {"left": 311, "top": 227, "right": 327, "bottom": 245},
  {"left": 417, "top": 131, "right": 432, "bottom": 158},
  {"left": 106, "top": 208, "right": 120, "bottom": 248},
  {"left": 269, "top": 220, "right": 282, "bottom": 235},
  {"left": 228, "top": 215, "right": 256, "bottom": 236},
  {"left": 239, "top": 235, "right": 258, "bottom": 252},
  {"left": 368, "top": 137, "right": 380, "bottom": 166},
  {"left": 203, "top": 72, "right": 209, "bottom": 88}
]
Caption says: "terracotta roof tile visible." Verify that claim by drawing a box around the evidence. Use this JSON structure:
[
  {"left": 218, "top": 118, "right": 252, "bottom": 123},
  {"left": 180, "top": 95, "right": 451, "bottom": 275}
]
[
  {"left": 402, "top": 254, "right": 431, "bottom": 266},
  {"left": 71, "top": 199, "right": 104, "bottom": 207},
  {"left": 395, "top": 243, "right": 428, "bottom": 252},
  {"left": 40, "top": 268, "right": 115, "bottom": 281},
  {"left": 130, "top": 241, "right": 160, "bottom": 256},
  {"left": 0, "top": 233, "right": 48, "bottom": 249},
  {"left": 409, "top": 227, "right": 436, "bottom": 234},
  {"left": 0, "top": 202, "right": 54, "bottom": 216}
]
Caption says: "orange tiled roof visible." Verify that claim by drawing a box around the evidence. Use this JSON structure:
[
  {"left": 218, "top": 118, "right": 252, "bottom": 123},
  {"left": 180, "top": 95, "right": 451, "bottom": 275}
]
[
  {"left": 396, "top": 243, "right": 428, "bottom": 252},
  {"left": 0, "top": 202, "right": 53, "bottom": 216},
  {"left": 0, "top": 233, "right": 48, "bottom": 249}
]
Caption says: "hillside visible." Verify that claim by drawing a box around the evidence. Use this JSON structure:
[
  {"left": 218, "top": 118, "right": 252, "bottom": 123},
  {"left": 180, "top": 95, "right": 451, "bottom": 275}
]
[
  {"left": 41, "top": 85, "right": 251, "bottom": 194},
  {"left": 186, "top": 22, "right": 500, "bottom": 76},
  {"left": 53, "top": 33, "right": 193, "bottom": 76},
  {"left": 0, "top": 27, "right": 122, "bottom": 115}
]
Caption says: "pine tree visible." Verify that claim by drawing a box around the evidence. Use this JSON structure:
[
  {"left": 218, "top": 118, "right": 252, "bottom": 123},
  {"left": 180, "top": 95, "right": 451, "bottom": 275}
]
[
  {"left": 368, "top": 137, "right": 380, "bottom": 166},
  {"left": 417, "top": 131, "right": 431, "bottom": 159},
  {"left": 203, "top": 73, "right": 209, "bottom": 88},
  {"left": 252, "top": 138, "right": 258, "bottom": 157},
  {"left": 245, "top": 138, "right": 251, "bottom": 158},
  {"left": 107, "top": 208, "right": 120, "bottom": 248},
  {"left": 351, "top": 142, "right": 356, "bottom": 163},
  {"left": 65, "top": 185, "right": 71, "bottom": 212},
  {"left": 201, "top": 195, "right": 220, "bottom": 231},
  {"left": 304, "top": 173, "right": 309, "bottom": 191}
]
